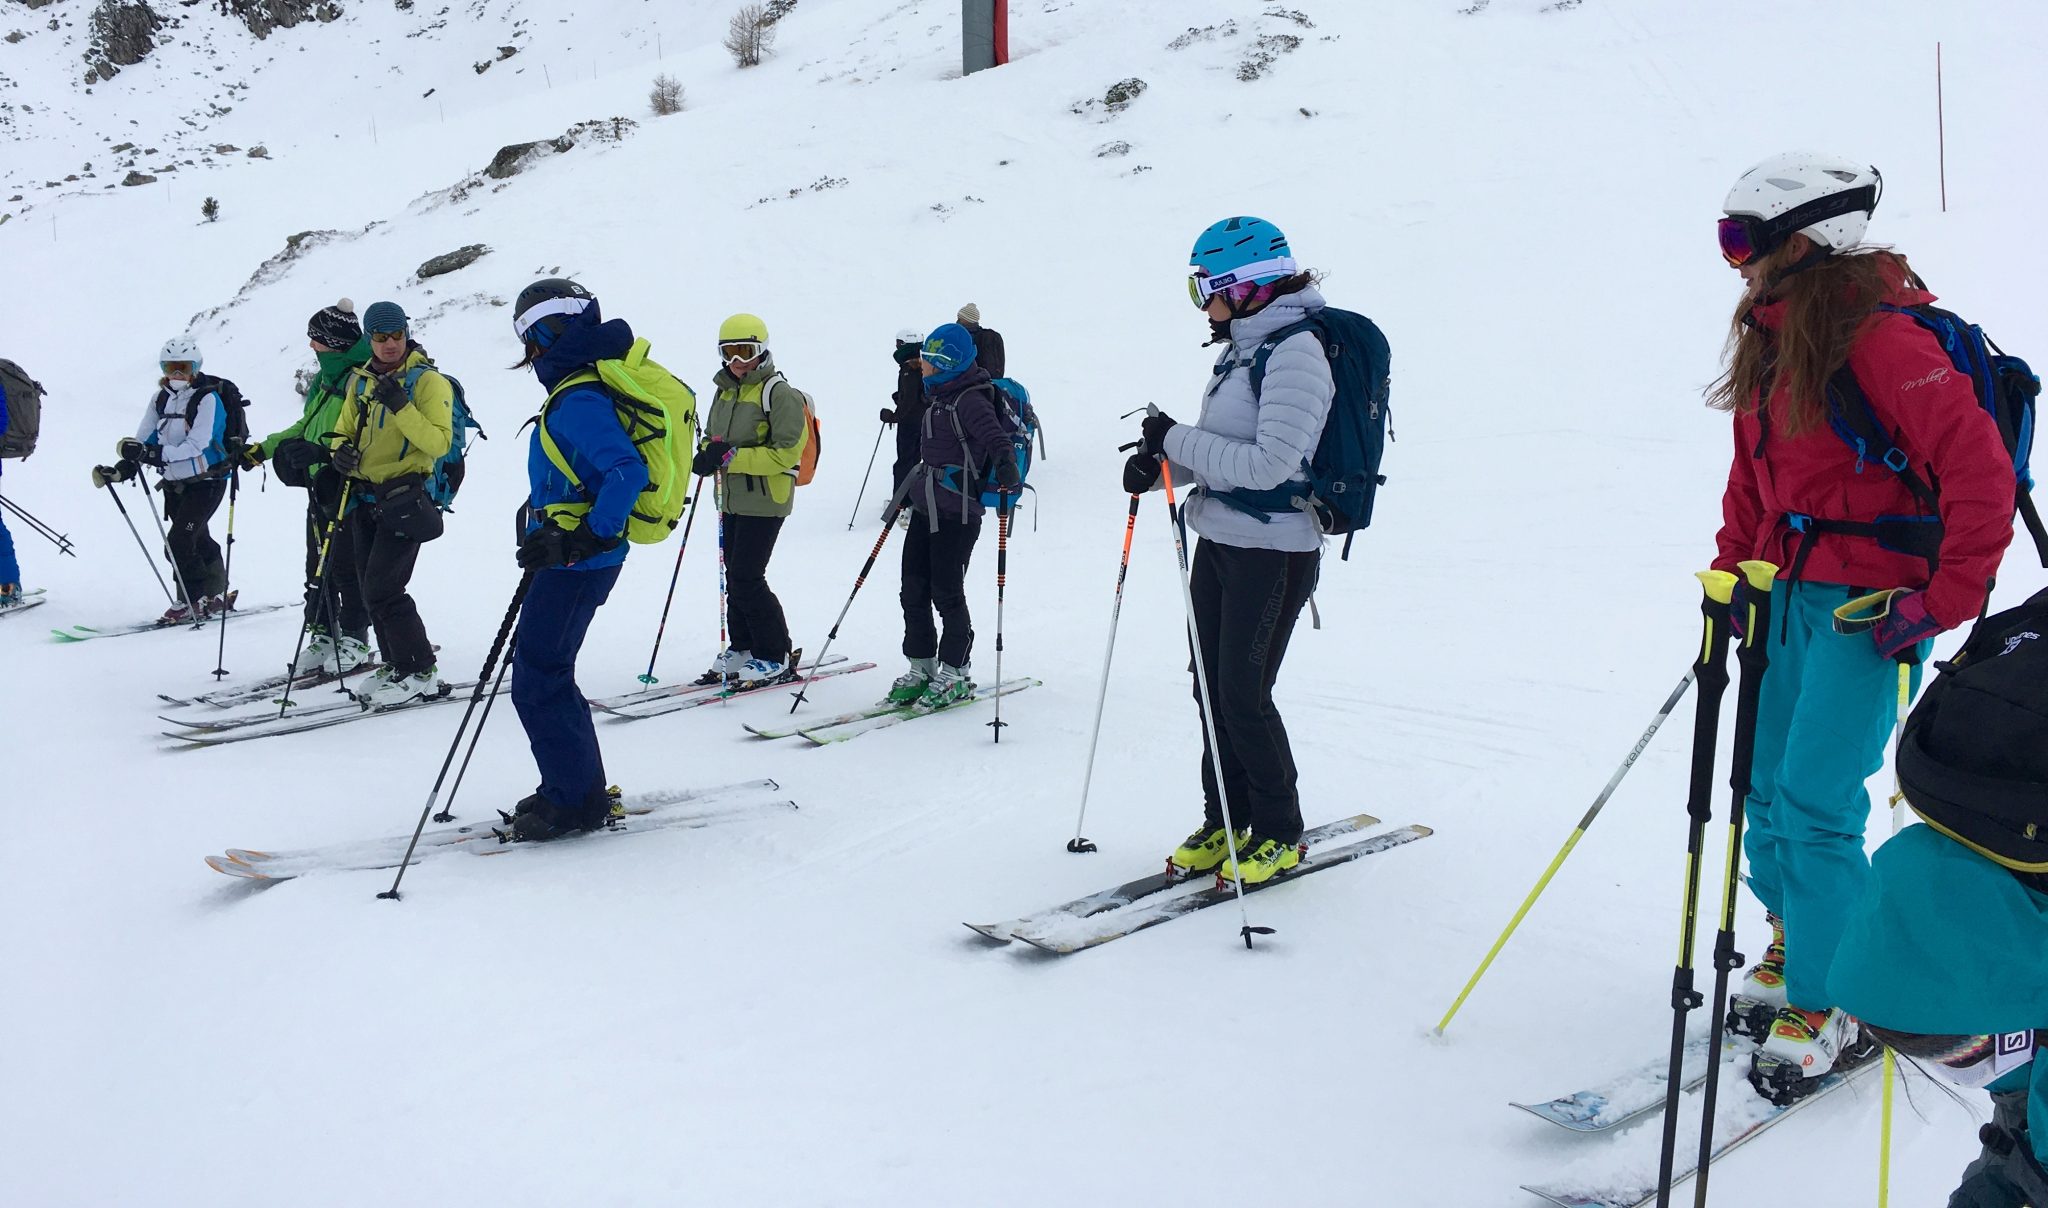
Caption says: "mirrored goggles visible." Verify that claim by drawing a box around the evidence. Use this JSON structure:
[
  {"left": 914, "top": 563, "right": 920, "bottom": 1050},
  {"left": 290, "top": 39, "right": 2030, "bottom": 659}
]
[{"left": 720, "top": 341, "right": 764, "bottom": 362}]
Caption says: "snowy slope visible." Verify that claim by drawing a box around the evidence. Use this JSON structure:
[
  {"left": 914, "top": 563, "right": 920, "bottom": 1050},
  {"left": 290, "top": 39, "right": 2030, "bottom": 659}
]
[{"left": 4, "top": 1, "right": 2048, "bottom": 1204}]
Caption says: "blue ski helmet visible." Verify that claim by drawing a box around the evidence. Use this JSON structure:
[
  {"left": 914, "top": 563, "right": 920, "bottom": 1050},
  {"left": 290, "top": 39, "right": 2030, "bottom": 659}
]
[{"left": 1188, "top": 216, "right": 1297, "bottom": 305}]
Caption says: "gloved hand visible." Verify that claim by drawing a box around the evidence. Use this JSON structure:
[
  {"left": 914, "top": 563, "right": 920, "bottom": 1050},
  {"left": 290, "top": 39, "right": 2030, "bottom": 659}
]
[
  {"left": 117, "top": 437, "right": 162, "bottom": 468},
  {"left": 516, "top": 518, "right": 620, "bottom": 569},
  {"left": 91, "top": 462, "right": 136, "bottom": 489},
  {"left": 372, "top": 373, "right": 411, "bottom": 411},
  {"left": 692, "top": 440, "right": 735, "bottom": 477},
  {"left": 879, "top": 407, "right": 897, "bottom": 425},
  {"left": 240, "top": 443, "right": 267, "bottom": 469},
  {"left": 1122, "top": 451, "right": 1162, "bottom": 495},
  {"left": 993, "top": 452, "right": 1022, "bottom": 490},
  {"left": 1871, "top": 590, "right": 1942, "bottom": 663},
  {"left": 331, "top": 444, "right": 363, "bottom": 477},
  {"left": 1728, "top": 577, "right": 1763, "bottom": 643},
  {"left": 1140, "top": 410, "right": 1177, "bottom": 458},
  {"left": 274, "top": 438, "right": 329, "bottom": 476}
]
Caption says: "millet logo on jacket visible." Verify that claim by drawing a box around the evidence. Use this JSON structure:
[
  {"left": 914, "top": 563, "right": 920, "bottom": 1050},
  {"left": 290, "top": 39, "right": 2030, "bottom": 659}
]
[{"left": 1899, "top": 366, "right": 1954, "bottom": 391}]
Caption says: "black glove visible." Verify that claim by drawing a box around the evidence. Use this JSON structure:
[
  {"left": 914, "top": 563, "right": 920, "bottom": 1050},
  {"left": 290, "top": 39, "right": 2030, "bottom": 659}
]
[
  {"left": 993, "top": 452, "right": 1022, "bottom": 490},
  {"left": 240, "top": 443, "right": 267, "bottom": 470},
  {"left": 373, "top": 373, "right": 411, "bottom": 411},
  {"left": 1140, "top": 410, "right": 1177, "bottom": 458},
  {"left": 91, "top": 462, "right": 136, "bottom": 489},
  {"left": 1122, "top": 451, "right": 1162, "bottom": 495},
  {"left": 117, "top": 437, "right": 163, "bottom": 468},
  {"left": 274, "top": 438, "right": 330, "bottom": 475},
  {"left": 331, "top": 444, "right": 363, "bottom": 477},
  {"left": 692, "top": 441, "right": 734, "bottom": 477},
  {"left": 879, "top": 407, "right": 897, "bottom": 425},
  {"left": 517, "top": 519, "right": 620, "bottom": 569}
]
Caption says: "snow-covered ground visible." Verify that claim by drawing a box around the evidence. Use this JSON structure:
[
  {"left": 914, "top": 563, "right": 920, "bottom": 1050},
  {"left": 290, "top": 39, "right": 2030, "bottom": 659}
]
[{"left": 4, "top": 0, "right": 2046, "bottom": 1203}]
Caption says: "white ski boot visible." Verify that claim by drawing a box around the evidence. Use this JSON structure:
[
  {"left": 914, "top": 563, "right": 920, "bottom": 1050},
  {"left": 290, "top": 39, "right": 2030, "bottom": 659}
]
[
  {"left": 1727, "top": 913, "right": 1788, "bottom": 1041},
  {"left": 1749, "top": 1006, "right": 1869, "bottom": 1104},
  {"left": 355, "top": 665, "right": 447, "bottom": 709}
]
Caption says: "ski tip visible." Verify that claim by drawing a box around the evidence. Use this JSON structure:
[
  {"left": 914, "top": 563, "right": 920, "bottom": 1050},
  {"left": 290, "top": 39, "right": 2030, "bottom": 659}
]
[
  {"left": 205, "top": 854, "right": 271, "bottom": 880},
  {"left": 963, "top": 922, "right": 1015, "bottom": 944}
]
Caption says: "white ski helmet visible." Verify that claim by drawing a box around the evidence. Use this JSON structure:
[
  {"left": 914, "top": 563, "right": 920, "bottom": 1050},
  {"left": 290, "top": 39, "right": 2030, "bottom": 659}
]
[
  {"left": 1722, "top": 152, "right": 1883, "bottom": 255},
  {"left": 895, "top": 328, "right": 925, "bottom": 346},
  {"left": 159, "top": 335, "right": 204, "bottom": 372}
]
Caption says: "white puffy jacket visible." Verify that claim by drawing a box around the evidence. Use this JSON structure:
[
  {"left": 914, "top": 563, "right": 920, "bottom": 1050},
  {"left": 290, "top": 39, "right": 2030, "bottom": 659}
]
[{"left": 1164, "top": 285, "right": 1334, "bottom": 553}]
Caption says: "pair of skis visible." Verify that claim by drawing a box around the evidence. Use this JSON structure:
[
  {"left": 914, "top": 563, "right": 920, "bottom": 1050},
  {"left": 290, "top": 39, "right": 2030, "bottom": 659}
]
[
  {"left": 50, "top": 598, "right": 291, "bottom": 642},
  {"left": 1515, "top": 1035, "right": 1884, "bottom": 1206},
  {"left": 205, "top": 780, "right": 796, "bottom": 881},
  {"left": 0, "top": 586, "right": 49, "bottom": 620},
  {"left": 161, "top": 678, "right": 483, "bottom": 746},
  {"left": 965, "top": 813, "right": 1434, "bottom": 954},
  {"left": 744, "top": 676, "right": 1042, "bottom": 745},
  {"left": 588, "top": 653, "right": 876, "bottom": 721}
]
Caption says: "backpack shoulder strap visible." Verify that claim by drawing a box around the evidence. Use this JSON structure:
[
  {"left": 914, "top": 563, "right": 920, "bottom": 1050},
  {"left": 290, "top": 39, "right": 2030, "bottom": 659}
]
[
  {"left": 1248, "top": 316, "right": 1324, "bottom": 399},
  {"left": 1825, "top": 365, "right": 1942, "bottom": 514}
]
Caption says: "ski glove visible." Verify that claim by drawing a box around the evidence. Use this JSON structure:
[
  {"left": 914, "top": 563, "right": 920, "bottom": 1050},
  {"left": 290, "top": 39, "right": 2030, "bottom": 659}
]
[
  {"left": 1727, "top": 578, "right": 1763, "bottom": 643},
  {"left": 118, "top": 438, "right": 162, "bottom": 468},
  {"left": 372, "top": 373, "right": 411, "bottom": 412},
  {"left": 1871, "top": 590, "right": 1942, "bottom": 664},
  {"left": 90, "top": 462, "right": 136, "bottom": 489},
  {"left": 1140, "top": 411, "right": 1177, "bottom": 458},
  {"left": 273, "top": 438, "right": 329, "bottom": 476},
  {"left": 1121, "top": 451, "right": 1162, "bottom": 495},
  {"left": 240, "top": 443, "right": 267, "bottom": 469},
  {"left": 993, "top": 453, "right": 1022, "bottom": 490},
  {"left": 516, "top": 518, "right": 620, "bottom": 569},
  {"left": 330, "top": 444, "right": 363, "bottom": 478},
  {"left": 692, "top": 441, "right": 735, "bottom": 477},
  {"left": 879, "top": 407, "right": 897, "bottom": 425}
]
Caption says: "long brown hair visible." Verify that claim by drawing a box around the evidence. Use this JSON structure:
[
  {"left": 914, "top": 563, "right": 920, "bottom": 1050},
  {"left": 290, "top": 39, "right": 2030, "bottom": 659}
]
[{"left": 1707, "top": 247, "right": 1919, "bottom": 436}]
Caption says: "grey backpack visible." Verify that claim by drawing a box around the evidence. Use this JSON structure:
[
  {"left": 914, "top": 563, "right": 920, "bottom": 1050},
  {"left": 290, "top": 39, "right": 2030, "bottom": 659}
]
[{"left": 0, "top": 358, "right": 43, "bottom": 459}]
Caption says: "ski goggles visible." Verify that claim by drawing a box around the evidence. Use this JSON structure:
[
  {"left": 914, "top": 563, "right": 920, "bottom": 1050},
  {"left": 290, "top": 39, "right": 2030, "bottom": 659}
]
[
  {"left": 511, "top": 295, "right": 590, "bottom": 343},
  {"left": 160, "top": 361, "right": 197, "bottom": 376},
  {"left": 1718, "top": 178, "right": 1881, "bottom": 267},
  {"left": 1187, "top": 255, "right": 1298, "bottom": 307},
  {"left": 719, "top": 341, "right": 765, "bottom": 362},
  {"left": 1864, "top": 1027, "right": 2041, "bottom": 1091}
]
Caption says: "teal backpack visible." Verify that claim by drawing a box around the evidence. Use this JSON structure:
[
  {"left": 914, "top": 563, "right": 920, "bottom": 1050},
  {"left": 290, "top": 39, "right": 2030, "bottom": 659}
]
[{"left": 402, "top": 363, "right": 484, "bottom": 510}]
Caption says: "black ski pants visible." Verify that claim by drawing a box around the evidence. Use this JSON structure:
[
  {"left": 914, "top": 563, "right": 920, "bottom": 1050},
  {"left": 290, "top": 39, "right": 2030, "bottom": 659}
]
[
  {"left": 349, "top": 504, "right": 433, "bottom": 677},
  {"left": 723, "top": 513, "right": 790, "bottom": 664},
  {"left": 1189, "top": 538, "right": 1319, "bottom": 844},
  {"left": 302, "top": 473, "right": 367, "bottom": 639},
  {"left": 162, "top": 477, "right": 227, "bottom": 601},
  {"left": 901, "top": 511, "right": 981, "bottom": 668}
]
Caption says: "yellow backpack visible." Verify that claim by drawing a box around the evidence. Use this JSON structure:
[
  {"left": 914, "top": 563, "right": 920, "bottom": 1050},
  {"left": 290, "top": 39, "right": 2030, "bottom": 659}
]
[{"left": 539, "top": 338, "right": 699, "bottom": 543}]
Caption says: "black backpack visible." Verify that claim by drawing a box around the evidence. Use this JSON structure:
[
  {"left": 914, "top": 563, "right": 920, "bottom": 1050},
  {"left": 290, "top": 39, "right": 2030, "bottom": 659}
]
[
  {"left": 0, "top": 358, "right": 43, "bottom": 459},
  {"left": 1897, "top": 585, "right": 2048, "bottom": 877},
  {"left": 156, "top": 374, "right": 251, "bottom": 453}
]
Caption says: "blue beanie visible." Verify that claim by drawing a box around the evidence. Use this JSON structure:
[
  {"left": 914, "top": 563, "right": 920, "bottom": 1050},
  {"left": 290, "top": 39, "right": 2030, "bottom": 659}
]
[
  {"left": 922, "top": 323, "right": 977, "bottom": 382},
  {"left": 363, "top": 300, "right": 408, "bottom": 335}
]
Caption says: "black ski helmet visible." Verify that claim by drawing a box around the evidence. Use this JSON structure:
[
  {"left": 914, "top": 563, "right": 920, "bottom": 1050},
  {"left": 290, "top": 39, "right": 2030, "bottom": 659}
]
[{"left": 512, "top": 278, "right": 597, "bottom": 349}]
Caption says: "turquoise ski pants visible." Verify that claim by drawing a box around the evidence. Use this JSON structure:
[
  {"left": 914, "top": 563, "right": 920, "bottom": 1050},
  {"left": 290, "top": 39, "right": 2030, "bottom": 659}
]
[{"left": 1743, "top": 582, "right": 1923, "bottom": 1011}]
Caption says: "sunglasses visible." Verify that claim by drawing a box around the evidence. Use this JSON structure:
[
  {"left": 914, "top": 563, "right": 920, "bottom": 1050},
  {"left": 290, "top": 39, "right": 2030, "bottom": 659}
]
[
  {"left": 720, "top": 341, "right": 764, "bottom": 362},
  {"left": 369, "top": 330, "right": 407, "bottom": 344}
]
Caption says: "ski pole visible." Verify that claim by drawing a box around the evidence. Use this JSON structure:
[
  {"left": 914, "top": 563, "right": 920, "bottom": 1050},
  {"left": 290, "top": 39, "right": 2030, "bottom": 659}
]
[
  {"left": 1158, "top": 451, "right": 1269, "bottom": 950},
  {"left": 1654, "top": 569, "right": 1738, "bottom": 1208},
  {"left": 0, "top": 494, "right": 78, "bottom": 556},
  {"left": 434, "top": 633, "right": 517, "bottom": 825},
  {"left": 210, "top": 466, "right": 241, "bottom": 679},
  {"left": 791, "top": 503, "right": 903, "bottom": 713},
  {"left": 716, "top": 491, "right": 732, "bottom": 693},
  {"left": 139, "top": 473, "right": 204, "bottom": 625},
  {"left": 636, "top": 481, "right": 705, "bottom": 685},
  {"left": 987, "top": 490, "right": 1013, "bottom": 742},
  {"left": 848, "top": 420, "right": 886, "bottom": 530},
  {"left": 1434, "top": 665, "right": 1697, "bottom": 1034},
  {"left": 277, "top": 481, "right": 355, "bottom": 718},
  {"left": 1692, "top": 560, "right": 1778, "bottom": 1208},
  {"left": 379, "top": 571, "right": 533, "bottom": 901},
  {"left": 1069, "top": 491, "right": 1144, "bottom": 854},
  {"left": 103, "top": 475, "right": 177, "bottom": 604}
]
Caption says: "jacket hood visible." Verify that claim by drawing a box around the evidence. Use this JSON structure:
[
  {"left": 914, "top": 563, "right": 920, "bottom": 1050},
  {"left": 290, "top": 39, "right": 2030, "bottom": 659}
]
[
  {"left": 1226, "top": 284, "right": 1327, "bottom": 350},
  {"left": 536, "top": 311, "right": 637, "bottom": 391}
]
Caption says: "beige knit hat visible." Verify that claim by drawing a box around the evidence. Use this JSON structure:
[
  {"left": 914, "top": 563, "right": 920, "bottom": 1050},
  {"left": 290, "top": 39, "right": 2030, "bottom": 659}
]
[{"left": 957, "top": 302, "right": 981, "bottom": 325}]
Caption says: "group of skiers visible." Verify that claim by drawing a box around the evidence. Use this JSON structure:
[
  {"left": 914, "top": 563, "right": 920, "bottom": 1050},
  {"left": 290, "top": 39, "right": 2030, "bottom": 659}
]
[{"left": 6, "top": 152, "right": 2046, "bottom": 1202}]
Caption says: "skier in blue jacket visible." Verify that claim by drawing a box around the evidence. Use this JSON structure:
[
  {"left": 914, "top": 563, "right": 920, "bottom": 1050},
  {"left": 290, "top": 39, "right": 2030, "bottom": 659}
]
[{"left": 507, "top": 279, "right": 650, "bottom": 841}]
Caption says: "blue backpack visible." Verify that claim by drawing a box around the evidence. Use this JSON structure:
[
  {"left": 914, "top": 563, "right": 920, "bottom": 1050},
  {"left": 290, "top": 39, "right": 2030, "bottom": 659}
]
[
  {"left": 1216, "top": 307, "right": 1393, "bottom": 559},
  {"left": 981, "top": 376, "right": 1041, "bottom": 510},
  {"left": 1820, "top": 304, "right": 2047, "bottom": 570},
  {"left": 403, "top": 364, "right": 485, "bottom": 511}
]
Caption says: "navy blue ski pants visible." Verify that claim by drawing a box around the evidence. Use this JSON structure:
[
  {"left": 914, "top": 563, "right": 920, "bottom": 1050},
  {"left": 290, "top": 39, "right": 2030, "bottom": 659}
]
[{"left": 512, "top": 564, "right": 621, "bottom": 812}]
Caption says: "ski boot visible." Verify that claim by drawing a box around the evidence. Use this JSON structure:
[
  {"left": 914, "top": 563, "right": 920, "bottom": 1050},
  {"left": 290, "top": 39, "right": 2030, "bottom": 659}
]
[
  {"left": 734, "top": 649, "right": 800, "bottom": 690},
  {"left": 157, "top": 600, "right": 201, "bottom": 625},
  {"left": 884, "top": 657, "right": 936, "bottom": 706},
  {"left": 912, "top": 662, "right": 973, "bottom": 713},
  {"left": 694, "top": 647, "right": 750, "bottom": 687},
  {"left": 1748, "top": 1005, "right": 1873, "bottom": 1105},
  {"left": 1168, "top": 824, "right": 1250, "bottom": 878},
  {"left": 0, "top": 583, "right": 20, "bottom": 608},
  {"left": 355, "top": 665, "right": 448, "bottom": 709},
  {"left": 1727, "top": 913, "right": 1788, "bottom": 1041},
  {"left": 510, "top": 786, "right": 614, "bottom": 842},
  {"left": 198, "top": 590, "right": 238, "bottom": 617},
  {"left": 1219, "top": 833, "right": 1305, "bottom": 886},
  {"left": 297, "top": 627, "right": 374, "bottom": 676}
]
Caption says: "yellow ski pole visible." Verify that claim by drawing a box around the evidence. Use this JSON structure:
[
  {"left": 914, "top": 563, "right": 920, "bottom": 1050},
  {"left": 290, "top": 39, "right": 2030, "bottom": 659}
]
[{"left": 1435, "top": 666, "right": 1696, "bottom": 1035}]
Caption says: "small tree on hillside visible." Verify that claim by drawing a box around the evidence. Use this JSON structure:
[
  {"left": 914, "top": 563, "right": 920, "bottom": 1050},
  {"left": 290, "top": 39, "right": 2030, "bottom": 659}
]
[
  {"left": 200, "top": 196, "right": 220, "bottom": 222},
  {"left": 724, "top": 3, "right": 775, "bottom": 68},
  {"left": 650, "top": 72, "right": 684, "bottom": 116}
]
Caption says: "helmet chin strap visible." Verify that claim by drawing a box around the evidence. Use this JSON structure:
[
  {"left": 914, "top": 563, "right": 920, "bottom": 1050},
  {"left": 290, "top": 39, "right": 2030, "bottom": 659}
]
[{"left": 1764, "top": 244, "right": 1835, "bottom": 294}]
